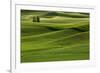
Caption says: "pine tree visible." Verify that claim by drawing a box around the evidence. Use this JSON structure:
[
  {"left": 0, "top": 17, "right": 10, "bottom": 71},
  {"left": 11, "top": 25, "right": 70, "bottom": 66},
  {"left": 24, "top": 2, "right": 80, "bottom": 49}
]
[
  {"left": 32, "top": 16, "right": 40, "bottom": 22},
  {"left": 37, "top": 16, "right": 40, "bottom": 22}
]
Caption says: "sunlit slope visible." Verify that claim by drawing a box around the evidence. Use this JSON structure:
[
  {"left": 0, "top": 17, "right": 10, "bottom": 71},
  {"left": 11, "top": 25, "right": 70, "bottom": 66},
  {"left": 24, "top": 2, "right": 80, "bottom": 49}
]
[
  {"left": 21, "top": 29, "right": 82, "bottom": 51},
  {"left": 21, "top": 24, "right": 54, "bottom": 36},
  {"left": 21, "top": 31, "right": 89, "bottom": 51},
  {"left": 21, "top": 32, "right": 89, "bottom": 62},
  {"left": 21, "top": 44, "right": 89, "bottom": 62},
  {"left": 21, "top": 18, "right": 89, "bottom": 36}
]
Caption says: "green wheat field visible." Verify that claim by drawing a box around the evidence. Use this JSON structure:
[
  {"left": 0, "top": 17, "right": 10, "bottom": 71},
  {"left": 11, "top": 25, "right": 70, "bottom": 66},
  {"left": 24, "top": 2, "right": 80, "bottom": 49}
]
[{"left": 21, "top": 10, "right": 90, "bottom": 63}]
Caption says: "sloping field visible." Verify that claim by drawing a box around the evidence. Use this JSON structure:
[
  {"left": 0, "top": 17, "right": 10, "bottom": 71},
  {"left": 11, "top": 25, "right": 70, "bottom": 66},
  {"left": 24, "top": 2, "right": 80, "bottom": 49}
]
[{"left": 21, "top": 10, "right": 90, "bottom": 62}]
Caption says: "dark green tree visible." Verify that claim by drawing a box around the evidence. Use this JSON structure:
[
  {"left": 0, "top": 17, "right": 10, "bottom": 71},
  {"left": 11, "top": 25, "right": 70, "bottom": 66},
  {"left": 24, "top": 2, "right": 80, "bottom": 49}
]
[
  {"left": 37, "top": 16, "right": 40, "bottom": 22},
  {"left": 32, "top": 16, "right": 40, "bottom": 22}
]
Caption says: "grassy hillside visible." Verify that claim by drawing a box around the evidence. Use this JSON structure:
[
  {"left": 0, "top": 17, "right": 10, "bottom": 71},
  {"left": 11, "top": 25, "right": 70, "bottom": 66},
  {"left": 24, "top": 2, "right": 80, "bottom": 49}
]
[{"left": 21, "top": 10, "right": 90, "bottom": 63}]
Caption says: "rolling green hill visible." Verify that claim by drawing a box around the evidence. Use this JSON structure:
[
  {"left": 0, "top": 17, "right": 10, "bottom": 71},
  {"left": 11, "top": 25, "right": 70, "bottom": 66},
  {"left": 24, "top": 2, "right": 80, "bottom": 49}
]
[{"left": 21, "top": 10, "right": 89, "bottom": 63}]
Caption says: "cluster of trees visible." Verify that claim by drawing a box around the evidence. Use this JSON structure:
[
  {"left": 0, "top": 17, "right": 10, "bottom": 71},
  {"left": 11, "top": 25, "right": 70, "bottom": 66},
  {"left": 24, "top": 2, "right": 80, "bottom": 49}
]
[{"left": 32, "top": 16, "right": 40, "bottom": 22}]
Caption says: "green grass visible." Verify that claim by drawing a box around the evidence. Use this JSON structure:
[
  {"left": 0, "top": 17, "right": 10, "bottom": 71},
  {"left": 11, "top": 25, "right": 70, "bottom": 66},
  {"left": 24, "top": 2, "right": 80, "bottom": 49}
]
[{"left": 21, "top": 10, "right": 90, "bottom": 63}]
